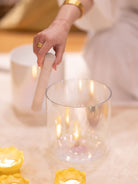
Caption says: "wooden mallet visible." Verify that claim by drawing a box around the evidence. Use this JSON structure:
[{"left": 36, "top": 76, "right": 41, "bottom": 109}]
[{"left": 32, "top": 53, "right": 55, "bottom": 111}]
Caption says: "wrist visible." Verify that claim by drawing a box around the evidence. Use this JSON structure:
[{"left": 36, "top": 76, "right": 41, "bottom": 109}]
[
  {"left": 63, "top": 0, "right": 84, "bottom": 18},
  {"left": 55, "top": 3, "right": 81, "bottom": 29},
  {"left": 52, "top": 18, "right": 71, "bottom": 33}
]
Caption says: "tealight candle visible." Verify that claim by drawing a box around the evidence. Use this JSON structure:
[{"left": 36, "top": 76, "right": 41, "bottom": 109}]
[
  {"left": 0, "top": 173, "right": 29, "bottom": 184},
  {"left": 0, "top": 147, "right": 24, "bottom": 174},
  {"left": 54, "top": 167, "right": 86, "bottom": 184}
]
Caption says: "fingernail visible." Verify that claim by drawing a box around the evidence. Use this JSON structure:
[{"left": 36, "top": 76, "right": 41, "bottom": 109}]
[
  {"left": 54, "top": 65, "right": 56, "bottom": 71},
  {"left": 38, "top": 63, "right": 41, "bottom": 68},
  {"left": 52, "top": 64, "right": 56, "bottom": 71}
]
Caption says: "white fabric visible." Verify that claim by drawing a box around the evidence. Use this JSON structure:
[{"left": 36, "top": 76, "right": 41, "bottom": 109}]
[
  {"left": 58, "top": 0, "right": 119, "bottom": 32},
  {"left": 58, "top": 0, "right": 138, "bottom": 106},
  {"left": 82, "top": 0, "right": 138, "bottom": 105},
  {"left": 75, "top": 0, "right": 119, "bottom": 32},
  {"left": 75, "top": 0, "right": 138, "bottom": 32}
]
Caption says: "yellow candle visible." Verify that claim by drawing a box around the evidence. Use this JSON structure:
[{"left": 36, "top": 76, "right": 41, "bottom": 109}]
[
  {"left": 0, "top": 173, "right": 29, "bottom": 184},
  {"left": 54, "top": 167, "right": 86, "bottom": 184},
  {"left": 0, "top": 147, "right": 24, "bottom": 174}
]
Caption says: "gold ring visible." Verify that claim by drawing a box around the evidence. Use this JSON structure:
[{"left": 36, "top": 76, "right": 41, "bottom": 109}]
[{"left": 37, "top": 42, "right": 43, "bottom": 48}]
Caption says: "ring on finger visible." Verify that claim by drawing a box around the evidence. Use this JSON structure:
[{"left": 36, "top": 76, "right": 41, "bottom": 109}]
[{"left": 37, "top": 42, "right": 43, "bottom": 48}]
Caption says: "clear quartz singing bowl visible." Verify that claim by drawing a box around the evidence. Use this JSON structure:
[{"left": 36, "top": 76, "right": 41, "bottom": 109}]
[{"left": 46, "top": 79, "right": 112, "bottom": 164}]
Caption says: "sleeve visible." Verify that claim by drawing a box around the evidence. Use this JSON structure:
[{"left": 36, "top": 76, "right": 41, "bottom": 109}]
[{"left": 57, "top": 0, "right": 119, "bottom": 32}]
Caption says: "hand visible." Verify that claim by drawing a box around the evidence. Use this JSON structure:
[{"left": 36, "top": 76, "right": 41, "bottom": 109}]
[{"left": 33, "top": 19, "right": 70, "bottom": 70}]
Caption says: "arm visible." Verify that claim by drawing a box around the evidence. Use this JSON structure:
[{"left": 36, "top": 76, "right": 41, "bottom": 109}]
[{"left": 33, "top": 0, "right": 93, "bottom": 70}]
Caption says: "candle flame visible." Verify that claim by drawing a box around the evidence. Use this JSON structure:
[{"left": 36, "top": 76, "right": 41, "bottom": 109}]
[
  {"left": 0, "top": 159, "right": 15, "bottom": 167},
  {"left": 32, "top": 65, "right": 38, "bottom": 78},
  {"left": 90, "top": 80, "right": 94, "bottom": 95},
  {"left": 64, "top": 180, "right": 80, "bottom": 184},
  {"left": 65, "top": 107, "right": 70, "bottom": 126},
  {"left": 56, "top": 116, "right": 62, "bottom": 138},
  {"left": 73, "top": 121, "right": 80, "bottom": 141}
]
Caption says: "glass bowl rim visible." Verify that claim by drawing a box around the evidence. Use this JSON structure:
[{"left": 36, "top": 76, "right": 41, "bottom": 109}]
[{"left": 46, "top": 79, "right": 112, "bottom": 108}]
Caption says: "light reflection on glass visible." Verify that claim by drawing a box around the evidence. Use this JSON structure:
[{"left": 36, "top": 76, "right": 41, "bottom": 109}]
[
  {"left": 56, "top": 116, "right": 62, "bottom": 139},
  {"left": 90, "top": 80, "right": 94, "bottom": 96},
  {"left": 32, "top": 65, "right": 38, "bottom": 78},
  {"left": 73, "top": 121, "right": 80, "bottom": 142},
  {"left": 65, "top": 107, "right": 70, "bottom": 127},
  {"left": 78, "top": 80, "right": 82, "bottom": 91}
]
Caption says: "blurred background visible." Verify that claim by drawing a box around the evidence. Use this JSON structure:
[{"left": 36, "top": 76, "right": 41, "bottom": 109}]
[
  {"left": 0, "top": 0, "right": 86, "bottom": 54},
  {"left": 0, "top": 0, "right": 81, "bottom": 32},
  {"left": 0, "top": 0, "right": 137, "bottom": 106}
]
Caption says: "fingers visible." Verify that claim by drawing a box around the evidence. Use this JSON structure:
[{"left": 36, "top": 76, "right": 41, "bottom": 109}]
[
  {"left": 33, "top": 33, "right": 45, "bottom": 54},
  {"left": 33, "top": 29, "right": 65, "bottom": 69},
  {"left": 37, "top": 41, "right": 52, "bottom": 67},
  {"left": 53, "top": 46, "right": 64, "bottom": 70},
  {"left": 33, "top": 32, "right": 53, "bottom": 67}
]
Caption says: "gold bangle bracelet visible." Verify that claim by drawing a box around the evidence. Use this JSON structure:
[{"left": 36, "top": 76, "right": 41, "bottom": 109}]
[{"left": 63, "top": 0, "right": 84, "bottom": 18}]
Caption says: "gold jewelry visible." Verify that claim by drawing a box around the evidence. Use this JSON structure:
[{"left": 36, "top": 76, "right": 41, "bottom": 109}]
[
  {"left": 37, "top": 42, "right": 43, "bottom": 48},
  {"left": 63, "top": 0, "right": 84, "bottom": 18}
]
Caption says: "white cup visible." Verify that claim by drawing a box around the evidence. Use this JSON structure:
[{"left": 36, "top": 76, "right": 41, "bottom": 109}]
[{"left": 10, "top": 44, "right": 64, "bottom": 115}]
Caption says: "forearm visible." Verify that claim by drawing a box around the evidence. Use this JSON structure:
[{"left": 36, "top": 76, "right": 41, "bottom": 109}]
[
  {"left": 54, "top": 0, "right": 93, "bottom": 31},
  {"left": 33, "top": 0, "right": 93, "bottom": 68}
]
